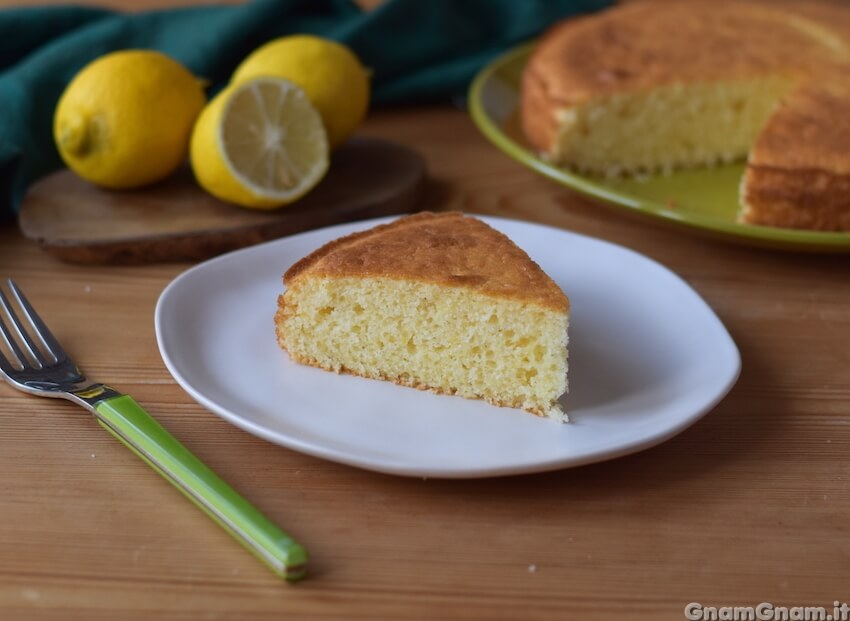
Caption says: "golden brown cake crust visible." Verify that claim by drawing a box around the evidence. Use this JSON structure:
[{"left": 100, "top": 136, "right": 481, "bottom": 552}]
[
  {"left": 741, "top": 166, "right": 850, "bottom": 231},
  {"left": 526, "top": 0, "right": 849, "bottom": 104},
  {"left": 284, "top": 212, "right": 569, "bottom": 313},
  {"left": 741, "top": 80, "right": 850, "bottom": 230},
  {"left": 748, "top": 81, "right": 850, "bottom": 176},
  {"left": 521, "top": 58, "right": 561, "bottom": 160}
]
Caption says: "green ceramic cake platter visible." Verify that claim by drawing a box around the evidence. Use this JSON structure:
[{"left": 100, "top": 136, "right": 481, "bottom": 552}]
[{"left": 468, "top": 44, "right": 850, "bottom": 253}]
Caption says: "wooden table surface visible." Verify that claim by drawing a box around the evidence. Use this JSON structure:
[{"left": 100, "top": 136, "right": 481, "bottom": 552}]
[{"left": 2, "top": 4, "right": 850, "bottom": 621}]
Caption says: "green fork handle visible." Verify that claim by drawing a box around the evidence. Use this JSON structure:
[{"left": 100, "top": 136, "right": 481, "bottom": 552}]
[{"left": 93, "top": 395, "right": 307, "bottom": 581}]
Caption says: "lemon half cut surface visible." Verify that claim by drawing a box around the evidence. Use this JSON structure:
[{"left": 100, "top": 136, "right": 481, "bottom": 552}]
[
  {"left": 191, "top": 77, "right": 329, "bottom": 209},
  {"left": 232, "top": 35, "right": 369, "bottom": 149}
]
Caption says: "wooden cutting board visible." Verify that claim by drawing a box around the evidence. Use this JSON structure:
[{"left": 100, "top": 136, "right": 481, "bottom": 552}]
[{"left": 18, "top": 138, "right": 426, "bottom": 264}]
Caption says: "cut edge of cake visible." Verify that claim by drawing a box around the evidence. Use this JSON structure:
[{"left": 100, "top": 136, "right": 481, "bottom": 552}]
[{"left": 525, "top": 73, "right": 796, "bottom": 177}]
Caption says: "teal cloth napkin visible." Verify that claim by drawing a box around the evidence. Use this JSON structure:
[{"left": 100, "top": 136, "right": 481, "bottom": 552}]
[{"left": 0, "top": 0, "right": 609, "bottom": 222}]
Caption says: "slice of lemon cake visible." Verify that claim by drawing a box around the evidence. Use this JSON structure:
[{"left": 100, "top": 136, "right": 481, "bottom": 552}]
[{"left": 275, "top": 212, "right": 570, "bottom": 420}]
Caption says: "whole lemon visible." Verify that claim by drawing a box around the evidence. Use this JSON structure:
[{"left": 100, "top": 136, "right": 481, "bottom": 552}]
[
  {"left": 54, "top": 50, "right": 206, "bottom": 189},
  {"left": 232, "top": 35, "right": 369, "bottom": 149},
  {"left": 190, "top": 77, "right": 329, "bottom": 209}
]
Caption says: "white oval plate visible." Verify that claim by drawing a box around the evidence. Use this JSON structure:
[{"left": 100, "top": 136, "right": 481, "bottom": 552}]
[{"left": 155, "top": 215, "right": 740, "bottom": 478}]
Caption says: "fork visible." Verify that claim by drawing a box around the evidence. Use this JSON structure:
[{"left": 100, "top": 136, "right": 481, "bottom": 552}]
[{"left": 0, "top": 279, "right": 307, "bottom": 581}]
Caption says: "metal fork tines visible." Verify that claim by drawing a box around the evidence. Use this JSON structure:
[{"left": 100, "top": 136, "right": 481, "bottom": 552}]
[{"left": 0, "top": 279, "right": 119, "bottom": 408}]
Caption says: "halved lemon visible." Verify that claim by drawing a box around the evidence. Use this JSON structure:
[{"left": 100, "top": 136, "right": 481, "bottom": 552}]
[
  {"left": 232, "top": 35, "right": 370, "bottom": 149},
  {"left": 190, "top": 77, "right": 329, "bottom": 209}
]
